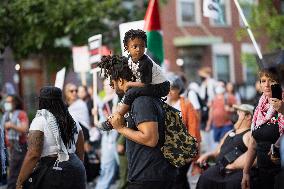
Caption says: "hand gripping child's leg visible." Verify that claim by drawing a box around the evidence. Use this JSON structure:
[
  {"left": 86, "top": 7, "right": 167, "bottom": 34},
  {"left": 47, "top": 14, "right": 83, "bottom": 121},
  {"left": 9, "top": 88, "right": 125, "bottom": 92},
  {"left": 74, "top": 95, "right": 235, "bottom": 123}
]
[{"left": 97, "top": 103, "right": 129, "bottom": 131}]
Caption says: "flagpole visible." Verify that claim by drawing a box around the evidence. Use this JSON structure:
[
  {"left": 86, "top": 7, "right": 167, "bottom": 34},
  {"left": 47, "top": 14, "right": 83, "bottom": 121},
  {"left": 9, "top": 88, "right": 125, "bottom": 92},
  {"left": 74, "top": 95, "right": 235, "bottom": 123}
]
[{"left": 233, "top": 0, "right": 263, "bottom": 60}]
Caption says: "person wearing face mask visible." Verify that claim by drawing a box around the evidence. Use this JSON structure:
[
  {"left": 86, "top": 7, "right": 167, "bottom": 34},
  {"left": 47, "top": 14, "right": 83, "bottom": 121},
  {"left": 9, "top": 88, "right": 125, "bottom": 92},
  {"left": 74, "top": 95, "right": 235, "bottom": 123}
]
[
  {"left": 0, "top": 95, "right": 29, "bottom": 189},
  {"left": 206, "top": 83, "right": 237, "bottom": 143}
]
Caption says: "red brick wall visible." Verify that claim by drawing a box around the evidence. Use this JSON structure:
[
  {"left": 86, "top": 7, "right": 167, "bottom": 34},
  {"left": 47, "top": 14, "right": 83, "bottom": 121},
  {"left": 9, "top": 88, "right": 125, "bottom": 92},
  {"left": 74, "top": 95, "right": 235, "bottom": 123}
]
[{"left": 160, "top": 0, "right": 268, "bottom": 84}]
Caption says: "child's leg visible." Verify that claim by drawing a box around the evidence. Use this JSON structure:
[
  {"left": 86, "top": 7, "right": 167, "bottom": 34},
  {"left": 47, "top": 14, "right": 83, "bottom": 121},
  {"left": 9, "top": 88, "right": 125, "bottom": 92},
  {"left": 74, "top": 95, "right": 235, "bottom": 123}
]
[
  {"left": 150, "top": 81, "right": 170, "bottom": 97},
  {"left": 121, "top": 81, "right": 170, "bottom": 106}
]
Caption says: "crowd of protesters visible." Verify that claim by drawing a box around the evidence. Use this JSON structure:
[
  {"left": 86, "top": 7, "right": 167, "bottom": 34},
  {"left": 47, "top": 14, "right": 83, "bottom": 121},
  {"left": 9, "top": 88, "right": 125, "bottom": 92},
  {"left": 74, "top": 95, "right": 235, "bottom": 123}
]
[{"left": 0, "top": 29, "right": 283, "bottom": 189}]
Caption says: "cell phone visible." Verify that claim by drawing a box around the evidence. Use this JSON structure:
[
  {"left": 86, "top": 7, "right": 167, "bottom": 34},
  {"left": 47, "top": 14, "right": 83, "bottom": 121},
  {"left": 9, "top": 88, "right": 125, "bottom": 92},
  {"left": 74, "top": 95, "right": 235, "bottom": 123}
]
[{"left": 271, "top": 84, "right": 282, "bottom": 100}]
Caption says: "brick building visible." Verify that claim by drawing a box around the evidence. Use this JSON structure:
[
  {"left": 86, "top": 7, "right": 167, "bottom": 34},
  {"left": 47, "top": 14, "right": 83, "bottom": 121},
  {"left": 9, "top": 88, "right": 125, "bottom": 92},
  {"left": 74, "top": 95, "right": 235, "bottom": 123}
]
[{"left": 160, "top": 0, "right": 268, "bottom": 90}]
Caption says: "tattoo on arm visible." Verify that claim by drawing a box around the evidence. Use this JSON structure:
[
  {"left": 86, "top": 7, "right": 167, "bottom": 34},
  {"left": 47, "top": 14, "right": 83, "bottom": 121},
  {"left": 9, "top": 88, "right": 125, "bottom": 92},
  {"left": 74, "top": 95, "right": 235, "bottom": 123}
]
[{"left": 28, "top": 131, "right": 44, "bottom": 155}]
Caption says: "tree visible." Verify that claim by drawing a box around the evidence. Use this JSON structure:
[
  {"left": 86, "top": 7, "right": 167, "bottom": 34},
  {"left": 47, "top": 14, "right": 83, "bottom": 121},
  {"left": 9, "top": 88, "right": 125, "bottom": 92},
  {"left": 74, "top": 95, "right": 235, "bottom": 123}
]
[
  {"left": 249, "top": 0, "right": 284, "bottom": 50},
  {"left": 0, "top": 0, "right": 146, "bottom": 72}
]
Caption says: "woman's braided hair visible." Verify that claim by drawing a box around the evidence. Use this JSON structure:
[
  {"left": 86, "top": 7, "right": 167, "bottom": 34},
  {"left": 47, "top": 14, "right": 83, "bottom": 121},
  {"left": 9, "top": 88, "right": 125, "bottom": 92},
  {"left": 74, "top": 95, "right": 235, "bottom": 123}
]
[
  {"left": 38, "top": 87, "right": 76, "bottom": 148},
  {"left": 98, "top": 55, "right": 136, "bottom": 86},
  {"left": 123, "top": 29, "right": 147, "bottom": 52}
]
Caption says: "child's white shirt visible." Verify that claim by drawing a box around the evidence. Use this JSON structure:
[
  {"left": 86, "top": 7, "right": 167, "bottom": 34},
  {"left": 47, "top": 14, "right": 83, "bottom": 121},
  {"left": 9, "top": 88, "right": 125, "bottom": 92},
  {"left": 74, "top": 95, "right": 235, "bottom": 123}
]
[{"left": 128, "top": 54, "right": 167, "bottom": 85}]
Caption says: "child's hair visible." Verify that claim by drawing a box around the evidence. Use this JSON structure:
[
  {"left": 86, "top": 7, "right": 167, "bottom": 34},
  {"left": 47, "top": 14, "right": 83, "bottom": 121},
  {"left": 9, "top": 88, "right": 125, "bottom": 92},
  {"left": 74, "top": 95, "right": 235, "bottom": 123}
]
[
  {"left": 123, "top": 29, "right": 147, "bottom": 52},
  {"left": 98, "top": 55, "right": 136, "bottom": 87}
]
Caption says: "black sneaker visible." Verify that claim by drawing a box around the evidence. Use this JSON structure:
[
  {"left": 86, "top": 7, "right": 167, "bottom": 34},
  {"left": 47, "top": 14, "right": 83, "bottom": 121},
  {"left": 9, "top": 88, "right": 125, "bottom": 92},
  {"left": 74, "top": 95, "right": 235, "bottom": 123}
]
[{"left": 97, "top": 120, "right": 113, "bottom": 131}]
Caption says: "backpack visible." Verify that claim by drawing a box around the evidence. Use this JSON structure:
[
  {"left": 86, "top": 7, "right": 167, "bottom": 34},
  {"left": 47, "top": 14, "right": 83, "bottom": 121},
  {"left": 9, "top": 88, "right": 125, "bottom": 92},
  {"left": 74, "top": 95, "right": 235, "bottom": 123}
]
[{"left": 161, "top": 101, "right": 198, "bottom": 168}]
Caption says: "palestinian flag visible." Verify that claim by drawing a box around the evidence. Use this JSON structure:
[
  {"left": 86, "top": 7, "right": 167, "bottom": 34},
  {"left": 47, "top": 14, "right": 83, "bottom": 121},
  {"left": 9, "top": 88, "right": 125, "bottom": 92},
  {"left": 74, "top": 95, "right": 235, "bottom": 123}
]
[{"left": 144, "top": 0, "right": 164, "bottom": 66}]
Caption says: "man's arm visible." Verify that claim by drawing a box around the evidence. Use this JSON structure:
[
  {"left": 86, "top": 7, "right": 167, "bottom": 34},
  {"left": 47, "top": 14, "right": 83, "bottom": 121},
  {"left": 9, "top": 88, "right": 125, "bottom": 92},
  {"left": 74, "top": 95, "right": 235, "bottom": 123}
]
[{"left": 109, "top": 114, "right": 159, "bottom": 147}]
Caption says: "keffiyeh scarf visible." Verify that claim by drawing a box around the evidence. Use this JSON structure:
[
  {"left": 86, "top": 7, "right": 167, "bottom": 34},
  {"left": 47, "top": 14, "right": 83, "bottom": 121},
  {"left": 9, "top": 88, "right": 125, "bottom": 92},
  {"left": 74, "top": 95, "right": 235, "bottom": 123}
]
[
  {"left": 251, "top": 94, "right": 284, "bottom": 135},
  {"left": 36, "top": 109, "right": 69, "bottom": 162}
]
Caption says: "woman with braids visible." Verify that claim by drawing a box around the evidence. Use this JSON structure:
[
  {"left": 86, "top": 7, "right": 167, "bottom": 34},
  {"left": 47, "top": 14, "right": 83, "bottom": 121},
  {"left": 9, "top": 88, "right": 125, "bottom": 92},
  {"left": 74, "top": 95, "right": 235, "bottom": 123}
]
[
  {"left": 16, "top": 86, "right": 86, "bottom": 189},
  {"left": 99, "top": 29, "right": 170, "bottom": 130}
]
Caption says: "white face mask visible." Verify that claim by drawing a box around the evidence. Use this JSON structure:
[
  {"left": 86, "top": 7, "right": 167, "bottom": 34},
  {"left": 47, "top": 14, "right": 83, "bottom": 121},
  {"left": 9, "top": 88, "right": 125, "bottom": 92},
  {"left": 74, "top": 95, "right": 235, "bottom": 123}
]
[
  {"left": 4, "top": 102, "right": 13, "bottom": 112},
  {"left": 215, "top": 86, "right": 225, "bottom": 94}
]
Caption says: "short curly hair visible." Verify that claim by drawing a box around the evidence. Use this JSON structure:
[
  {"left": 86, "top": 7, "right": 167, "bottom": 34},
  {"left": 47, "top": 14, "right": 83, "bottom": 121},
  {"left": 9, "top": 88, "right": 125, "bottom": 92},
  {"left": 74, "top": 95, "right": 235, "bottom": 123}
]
[
  {"left": 123, "top": 29, "right": 147, "bottom": 52},
  {"left": 97, "top": 55, "right": 136, "bottom": 87},
  {"left": 259, "top": 68, "right": 280, "bottom": 83}
]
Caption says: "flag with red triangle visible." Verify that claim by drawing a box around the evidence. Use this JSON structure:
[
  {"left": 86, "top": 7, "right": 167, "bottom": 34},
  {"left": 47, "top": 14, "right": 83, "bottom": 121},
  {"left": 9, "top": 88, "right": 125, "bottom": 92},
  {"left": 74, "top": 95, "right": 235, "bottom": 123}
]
[{"left": 144, "top": 0, "right": 164, "bottom": 65}]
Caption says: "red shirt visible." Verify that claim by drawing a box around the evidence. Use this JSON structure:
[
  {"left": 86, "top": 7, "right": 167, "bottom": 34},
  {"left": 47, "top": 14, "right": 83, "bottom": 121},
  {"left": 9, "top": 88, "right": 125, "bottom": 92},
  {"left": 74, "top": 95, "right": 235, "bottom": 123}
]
[
  {"left": 5, "top": 110, "right": 29, "bottom": 146},
  {"left": 211, "top": 94, "right": 236, "bottom": 127}
]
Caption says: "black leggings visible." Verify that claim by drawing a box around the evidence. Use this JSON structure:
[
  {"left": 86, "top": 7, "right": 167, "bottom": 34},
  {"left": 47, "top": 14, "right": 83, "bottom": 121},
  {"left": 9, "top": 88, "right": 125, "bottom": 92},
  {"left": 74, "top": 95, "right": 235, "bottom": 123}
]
[{"left": 39, "top": 154, "right": 86, "bottom": 189}]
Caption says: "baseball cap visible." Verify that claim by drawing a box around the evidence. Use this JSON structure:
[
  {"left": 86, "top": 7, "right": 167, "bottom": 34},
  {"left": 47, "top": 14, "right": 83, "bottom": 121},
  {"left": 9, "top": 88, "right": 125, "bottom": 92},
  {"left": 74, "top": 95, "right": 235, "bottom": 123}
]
[{"left": 233, "top": 104, "right": 254, "bottom": 115}]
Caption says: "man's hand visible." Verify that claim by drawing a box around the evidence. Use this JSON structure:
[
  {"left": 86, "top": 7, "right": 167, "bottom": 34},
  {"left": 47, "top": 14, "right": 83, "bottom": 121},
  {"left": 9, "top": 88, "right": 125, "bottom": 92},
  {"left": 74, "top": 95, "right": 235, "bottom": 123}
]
[
  {"left": 241, "top": 172, "right": 250, "bottom": 189},
  {"left": 109, "top": 113, "right": 126, "bottom": 130}
]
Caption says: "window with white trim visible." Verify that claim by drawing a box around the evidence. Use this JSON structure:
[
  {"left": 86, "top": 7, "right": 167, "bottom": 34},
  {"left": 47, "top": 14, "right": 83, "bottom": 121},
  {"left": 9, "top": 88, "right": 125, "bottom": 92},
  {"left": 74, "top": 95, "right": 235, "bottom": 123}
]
[
  {"left": 177, "top": 0, "right": 200, "bottom": 26},
  {"left": 215, "top": 55, "right": 230, "bottom": 82},
  {"left": 242, "top": 53, "right": 258, "bottom": 85},
  {"left": 212, "top": 43, "right": 234, "bottom": 82},
  {"left": 239, "top": 0, "right": 257, "bottom": 27},
  {"left": 241, "top": 43, "right": 259, "bottom": 85}
]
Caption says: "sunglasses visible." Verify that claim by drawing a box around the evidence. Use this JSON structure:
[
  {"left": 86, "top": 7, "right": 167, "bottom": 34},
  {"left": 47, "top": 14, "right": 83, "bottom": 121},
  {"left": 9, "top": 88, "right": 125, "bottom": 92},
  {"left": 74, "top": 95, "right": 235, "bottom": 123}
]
[{"left": 69, "top": 89, "right": 78, "bottom": 93}]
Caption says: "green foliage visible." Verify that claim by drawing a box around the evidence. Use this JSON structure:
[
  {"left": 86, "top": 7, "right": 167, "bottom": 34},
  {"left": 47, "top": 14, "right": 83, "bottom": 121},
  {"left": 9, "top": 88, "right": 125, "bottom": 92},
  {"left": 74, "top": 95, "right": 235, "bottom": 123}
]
[
  {"left": 250, "top": 0, "right": 284, "bottom": 50},
  {"left": 0, "top": 0, "right": 146, "bottom": 72},
  {"left": 241, "top": 53, "right": 258, "bottom": 74}
]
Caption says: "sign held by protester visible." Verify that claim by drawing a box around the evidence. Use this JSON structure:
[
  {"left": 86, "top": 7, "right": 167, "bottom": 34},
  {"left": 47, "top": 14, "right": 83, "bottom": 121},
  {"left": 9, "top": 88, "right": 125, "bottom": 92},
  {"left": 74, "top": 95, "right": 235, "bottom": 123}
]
[
  {"left": 88, "top": 34, "right": 102, "bottom": 64},
  {"left": 119, "top": 20, "right": 144, "bottom": 56},
  {"left": 54, "top": 67, "right": 66, "bottom": 89},
  {"left": 72, "top": 46, "right": 90, "bottom": 73}
]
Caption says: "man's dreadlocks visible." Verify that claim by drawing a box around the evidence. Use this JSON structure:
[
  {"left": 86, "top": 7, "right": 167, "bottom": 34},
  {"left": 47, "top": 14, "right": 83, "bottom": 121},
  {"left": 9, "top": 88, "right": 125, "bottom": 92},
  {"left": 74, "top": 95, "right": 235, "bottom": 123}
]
[
  {"left": 123, "top": 29, "right": 147, "bottom": 52},
  {"left": 98, "top": 55, "right": 136, "bottom": 87}
]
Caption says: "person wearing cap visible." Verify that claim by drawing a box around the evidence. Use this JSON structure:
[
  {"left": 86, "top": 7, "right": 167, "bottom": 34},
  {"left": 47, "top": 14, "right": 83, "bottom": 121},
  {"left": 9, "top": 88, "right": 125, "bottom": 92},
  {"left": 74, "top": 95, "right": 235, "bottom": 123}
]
[
  {"left": 16, "top": 86, "right": 86, "bottom": 189},
  {"left": 196, "top": 104, "right": 254, "bottom": 189}
]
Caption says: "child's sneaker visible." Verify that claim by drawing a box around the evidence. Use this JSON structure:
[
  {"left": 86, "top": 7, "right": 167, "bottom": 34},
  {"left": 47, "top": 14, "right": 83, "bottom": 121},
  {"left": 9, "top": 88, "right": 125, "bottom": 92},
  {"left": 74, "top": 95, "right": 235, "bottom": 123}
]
[{"left": 96, "top": 120, "right": 113, "bottom": 131}]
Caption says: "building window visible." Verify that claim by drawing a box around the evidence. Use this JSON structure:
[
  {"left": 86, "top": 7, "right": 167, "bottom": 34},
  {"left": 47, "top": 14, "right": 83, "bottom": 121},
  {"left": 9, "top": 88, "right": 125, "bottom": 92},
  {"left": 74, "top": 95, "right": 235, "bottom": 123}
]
[
  {"left": 177, "top": 0, "right": 200, "bottom": 26},
  {"left": 177, "top": 47, "right": 203, "bottom": 82},
  {"left": 215, "top": 55, "right": 231, "bottom": 82},
  {"left": 239, "top": 0, "right": 257, "bottom": 26},
  {"left": 242, "top": 53, "right": 258, "bottom": 85},
  {"left": 211, "top": 0, "right": 231, "bottom": 26}
]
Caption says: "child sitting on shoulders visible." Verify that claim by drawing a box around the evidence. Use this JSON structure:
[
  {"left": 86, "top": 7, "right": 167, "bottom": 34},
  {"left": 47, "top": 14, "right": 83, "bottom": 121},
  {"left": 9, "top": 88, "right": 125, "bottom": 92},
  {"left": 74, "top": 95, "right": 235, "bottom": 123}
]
[{"left": 98, "top": 29, "right": 170, "bottom": 130}]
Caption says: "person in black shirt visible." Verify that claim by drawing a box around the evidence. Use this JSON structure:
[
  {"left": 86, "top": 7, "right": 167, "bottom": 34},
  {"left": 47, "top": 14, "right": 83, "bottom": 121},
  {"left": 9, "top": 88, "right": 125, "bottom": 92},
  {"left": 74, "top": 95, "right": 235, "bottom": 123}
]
[
  {"left": 196, "top": 104, "right": 254, "bottom": 189},
  {"left": 98, "top": 55, "right": 177, "bottom": 189}
]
